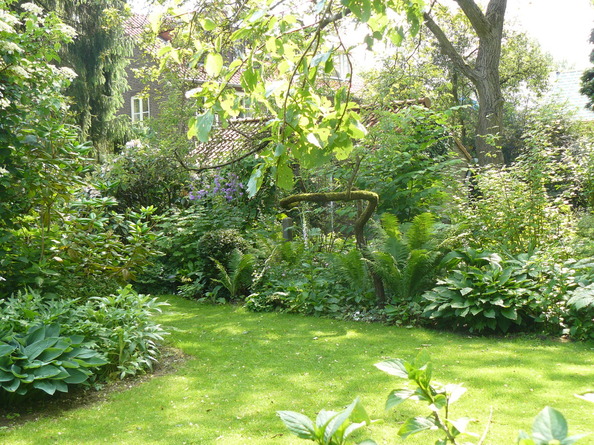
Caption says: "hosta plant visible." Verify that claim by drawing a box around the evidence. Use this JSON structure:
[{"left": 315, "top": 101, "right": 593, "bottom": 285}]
[
  {"left": 278, "top": 397, "right": 376, "bottom": 445},
  {"left": 421, "top": 248, "right": 542, "bottom": 333},
  {"left": 0, "top": 323, "right": 107, "bottom": 404}
]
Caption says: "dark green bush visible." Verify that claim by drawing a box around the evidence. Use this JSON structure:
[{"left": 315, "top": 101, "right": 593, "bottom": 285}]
[
  {"left": 0, "top": 286, "right": 168, "bottom": 380},
  {"left": 193, "top": 229, "right": 251, "bottom": 298},
  {"left": 0, "top": 324, "right": 107, "bottom": 405},
  {"left": 421, "top": 248, "right": 543, "bottom": 334}
]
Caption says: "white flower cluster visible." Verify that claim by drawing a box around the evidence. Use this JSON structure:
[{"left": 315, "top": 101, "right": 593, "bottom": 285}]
[
  {"left": 0, "top": 40, "right": 23, "bottom": 55},
  {"left": 125, "top": 139, "right": 143, "bottom": 149},
  {"left": 20, "top": 2, "right": 43, "bottom": 15}
]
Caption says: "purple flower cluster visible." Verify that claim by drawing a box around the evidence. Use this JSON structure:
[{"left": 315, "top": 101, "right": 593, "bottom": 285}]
[{"left": 189, "top": 172, "right": 245, "bottom": 202}]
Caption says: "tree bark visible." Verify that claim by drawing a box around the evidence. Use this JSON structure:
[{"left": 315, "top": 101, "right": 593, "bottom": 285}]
[{"left": 424, "top": 0, "right": 507, "bottom": 165}]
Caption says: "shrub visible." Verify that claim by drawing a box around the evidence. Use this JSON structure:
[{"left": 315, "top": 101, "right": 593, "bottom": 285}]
[
  {"left": 96, "top": 140, "right": 190, "bottom": 213},
  {"left": 192, "top": 229, "right": 251, "bottom": 298},
  {"left": 356, "top": 107, "right": 460, "bottom": 222},
  {"left": 421, "top": 248, "right": 543, "bottom": 334},
  {"left": 0, "top": 287, "right": 168, "bottom": 380},
  {"left": 565, "top": 283, "right": 594, "bottom": 341},
  {"left": 142, "top": 204, "right": 248, "bottom": 294},
  {"left": 2, "top": 196, "right": 163, "bottom": 299},
  {"left": 246, "top": 240, "right": 378, "bottom": 318},
  {"left": 0, "top": 324, "right": 107, "bottom": 405},
  {"left": 212, "top": 250, "right": 255, "bottom": 300},
  {"left": 83, "top": 286, "right": 169, "bottom": 379}
]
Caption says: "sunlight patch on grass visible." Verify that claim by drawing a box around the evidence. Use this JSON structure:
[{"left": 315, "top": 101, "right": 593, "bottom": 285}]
[{"left": 0, "top": 295, "right": 593, "bottom": 444}]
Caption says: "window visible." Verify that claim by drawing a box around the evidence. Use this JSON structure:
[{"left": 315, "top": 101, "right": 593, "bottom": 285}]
[{"left": 131, "top": 96, "right": 150, "bottom": 122}]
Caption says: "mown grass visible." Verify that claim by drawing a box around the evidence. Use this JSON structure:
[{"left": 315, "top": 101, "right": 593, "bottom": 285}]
[{"left": 1, "top": 295, "right": 594, "bottom": 444}]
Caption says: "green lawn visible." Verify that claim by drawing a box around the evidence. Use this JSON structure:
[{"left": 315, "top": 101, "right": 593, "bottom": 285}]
[{"left": 1, "top": 295, "right": 594, "bottom": 444}]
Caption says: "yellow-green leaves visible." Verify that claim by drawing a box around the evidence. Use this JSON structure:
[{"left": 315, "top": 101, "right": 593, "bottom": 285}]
[
  {"left": 204, "top": 52, "right": 223, "bottom": 77},
  {"left": 187, "top": 110, "right": 215, "bottom": 143}
]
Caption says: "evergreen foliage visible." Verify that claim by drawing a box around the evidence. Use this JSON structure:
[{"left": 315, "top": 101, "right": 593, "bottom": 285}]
[{"left": 33, "top": 0, "right": 133, "bottom": 153}]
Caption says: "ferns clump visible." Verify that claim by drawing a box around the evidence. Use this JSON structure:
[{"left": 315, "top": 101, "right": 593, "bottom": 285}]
[{"left": 368, "top": 212, "right": 441, "bottom": 303}]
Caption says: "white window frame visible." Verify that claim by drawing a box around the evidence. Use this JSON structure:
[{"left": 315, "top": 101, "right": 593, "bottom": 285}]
[{"left": 131, "top": 96, "right": 150, "bottom": 122}]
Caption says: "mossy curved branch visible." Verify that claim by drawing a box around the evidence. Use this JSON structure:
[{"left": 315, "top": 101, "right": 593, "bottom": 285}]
[{"left": 279, "top": 190, "right": 379, "bottom": 247}]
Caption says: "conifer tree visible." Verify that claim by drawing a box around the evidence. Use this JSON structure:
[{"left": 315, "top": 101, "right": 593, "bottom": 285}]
[{"left": 35, "top": 0, "right": 133, "bottom": 154}]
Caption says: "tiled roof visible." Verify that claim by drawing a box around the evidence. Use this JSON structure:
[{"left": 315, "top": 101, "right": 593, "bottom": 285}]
[
  {"left": 548, "top": 70, "right": 594, "bottom": 121},
  {"left": 191, "top": 118, "right": 269, "bottom": 167},
  {"left": 189, "top": 98, "right": 433, "bottom": 168}
]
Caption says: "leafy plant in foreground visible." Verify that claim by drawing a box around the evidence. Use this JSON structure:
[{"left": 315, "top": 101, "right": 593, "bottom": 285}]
[
  {"left": 375, "top": 351, "right": 478, "bottom": 444},
  {"left": 278, "top": 397, "right": 376, "bottom": 445},
  {"left": 0, "top": 324, "right": 107, "bottom": 404},
  {"left": 517, "top": 406, "right": 587, "bottom": 445}
]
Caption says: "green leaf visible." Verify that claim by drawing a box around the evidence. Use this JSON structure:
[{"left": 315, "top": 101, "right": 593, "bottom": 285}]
[
  {"left": 0, "top": 369, "right": 14, "bottom": 382},
  {"left": 241, "top": 67, "right": 259, "bottom": 92},
  {"left": 63, "top": 368, "right": 90, "bottom": 384},
  {"left": 201, "top": 18, "right": 216, "bottom": 31},
  {"left": 2, "top": 377, "right": 20, "bottom": 392},
  {"left": 532, "top": 407, "right": 567, "bottom": 442},
  {"left": 310, "top": 51, "right": 332, "bottom": 67},
  {"left": 347, "top": 118, "right": 367, "bottom": 139},
  {"left": 23, "top": 337, "right": 58, "bottom": 360},
  {"left": 501, "top": 307, "right": 518, "bottom": 320},
  {"left": 205, "top": 52, "right": 223, "bottom": 77},
  {"left": 398, "top": 416, "right": 436, "bottom": 439},
  {"left": 375, "top": 358, "right": 408, "bottom": 378},
  {"left": 33, "top": 364, "right": 62, "bottom": 379},
  {"left": 0, "top": 344, "right": 16, "bottom": 356},
  {"left": 33, "top": 379, "right": 57, "bottom": 395},
  {"left": 446, "top": 417, "right": 472, "bottom": 435},
  {"left": 37, "top": 347, "right": 67, "bottom": 362},
  {"left": 277, "top": 411, "right": 316, "bottom": 440},
  {"left": 275, "top": 159, "right": 294, "bottom": 191},
  {"left": 386, "top": 388, "right": 415, "bottom": 410},
  {"left": 193, "top": 110, "right": 215, "bottom": 143},
  {"left": 247, "top": 164, "right": 265, "bottom": 197},
  {"left": 483, "top": 308, "right": 496, "bottom": 319}
]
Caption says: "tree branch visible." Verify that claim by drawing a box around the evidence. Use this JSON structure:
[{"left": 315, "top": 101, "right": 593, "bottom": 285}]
[
  {"left": 279, "top": 190, "right": 378, "bottom": 247},
  {"left": 423, "top": 12, "right": 479, "bottom": 84},
  {"left": 453, "top": 0, "right": 490, "bottom": 37}
]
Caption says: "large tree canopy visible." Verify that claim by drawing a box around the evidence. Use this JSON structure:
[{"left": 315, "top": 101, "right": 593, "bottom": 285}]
[{"left": 156, "top": 0, "right": 425, "bottom": 194}]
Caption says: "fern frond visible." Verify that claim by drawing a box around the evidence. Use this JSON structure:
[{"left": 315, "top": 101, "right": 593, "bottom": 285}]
[
  {"left": 406, "top": 212, "right": 435, "bottom": 250},
  {"left": 212, "top": 250, "right": 255, "bottom": 298},
  {"left": 380, "top": 213, "right": 401, "bottom": 240},
  {"left": 384, "top": 237, "right": 410, "bottom": 268},
  {"left": 336, "top": 249, "right": 369, "bottom": 291},
  {"left": 403, "top": 249, "right": 437, "bottom": 299}
]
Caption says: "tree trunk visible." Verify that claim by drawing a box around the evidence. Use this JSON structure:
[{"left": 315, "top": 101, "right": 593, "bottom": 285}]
[
  {"left": 473, "top": 1, "right": 505, "bottom": 165},
  {"left": 424, "top": 0, "right": 507, "bottom": 165}
]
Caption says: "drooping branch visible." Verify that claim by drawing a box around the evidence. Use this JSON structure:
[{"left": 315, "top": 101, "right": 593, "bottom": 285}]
[{"left": 279, "top": 190, "right": 378, "bottom": 248}]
